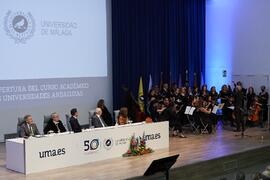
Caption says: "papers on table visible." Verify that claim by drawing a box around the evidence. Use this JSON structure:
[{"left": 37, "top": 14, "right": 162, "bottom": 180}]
[{"left": 184, "top": 106, "right": 196, "bottom": 115}]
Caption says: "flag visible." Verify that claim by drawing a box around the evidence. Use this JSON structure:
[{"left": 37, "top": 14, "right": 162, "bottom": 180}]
[
  {"left": 138, "top": 77, "right": 144, "bottom": 112},
  {"left": 169, "top": 71, "right": 172, "bottom": 88},
  {"left": 201, "top": 72, "right": 205, "bottom": 86},
  {"left": 159, "top": 72, "right": 163, "bottom": 89},
  {"left": 193, "top": 72, "right": 197, "bottom": 88},
  {"left": 148, "top": 74, "right": 153, "bottom": 92},
  {"left": 185, "top": 70, "right": 189, "bottom": 84},
  {"left": 178, "top": 73, "right": 182, "bottom": 87}
]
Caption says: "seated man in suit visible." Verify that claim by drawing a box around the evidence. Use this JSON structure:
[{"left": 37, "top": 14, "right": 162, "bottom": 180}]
[
  {"left": 92, "top": 108, "right": 107, "bottom": 128},
  {"left": 44, "top": 112, "right": 66, "bottom": 134},
  {"left": 19, "top": 114, "right": 40, "bottom": 137},
  {"left": 69, "top": 108, "right": 82, "bottom": 133}
]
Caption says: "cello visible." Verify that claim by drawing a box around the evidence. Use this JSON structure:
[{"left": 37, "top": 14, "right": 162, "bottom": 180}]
[{"left": 248, "top": 97, "right": 262, "bottom": 122}]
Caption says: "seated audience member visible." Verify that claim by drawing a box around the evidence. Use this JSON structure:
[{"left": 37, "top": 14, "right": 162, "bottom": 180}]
[
  {"left": 92, "top": 108, "right": 107, "bottom": 128},
  {"left": 69, "top": 108, "right": 82, "bottom": 133},
  {"left": 117, "top": 107, "right": 128, "bottom": 125},
  {"left": 97, "top": 99, "right": 113, "bottom": 126},
  {"left": 44, "top": 112, "right": 66, "bottom": 134},
  {"left": 19, "top": 115, "right": 40, "bottom": 137}
]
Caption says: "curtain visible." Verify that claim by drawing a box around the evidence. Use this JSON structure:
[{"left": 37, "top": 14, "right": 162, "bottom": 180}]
[{"left": 112, "top": 0, "right": 205, "bottom": 109}]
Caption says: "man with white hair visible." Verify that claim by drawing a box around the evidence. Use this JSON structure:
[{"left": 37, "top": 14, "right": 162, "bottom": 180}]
[
  {"left": 91, "top": 108, "right": 107, "bottom": 128},
  {"left": 44, "top": 112, "right": 66, "bottom": 134}
]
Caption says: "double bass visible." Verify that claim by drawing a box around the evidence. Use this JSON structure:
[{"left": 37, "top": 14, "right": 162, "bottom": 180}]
[{"left": 248, "top": 97, "right": 262, "bottom": 122}]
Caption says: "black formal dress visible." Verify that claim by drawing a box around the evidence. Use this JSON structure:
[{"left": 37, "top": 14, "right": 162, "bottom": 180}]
[
  {"left": 100, "top": 106, "right": 113, "bottom": 126},
  {"left": 259, "top": 91, "right": 269, "bottom": 124},
  {"left": 44, "top": 119, "right": 66, "bottom": 134},
  {"left": 234, "top": 91, "right": 245, "bottom": 131},
  {"left": 247, "top": 92, "right": 256, "bottom": 110}
]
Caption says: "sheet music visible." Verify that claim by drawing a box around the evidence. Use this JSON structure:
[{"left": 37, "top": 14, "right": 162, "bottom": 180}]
[
  {"left": 184, "top": 106, "right": 191, "bottom": 114},
  {"left": 189, "top": 107, "right": 196, "bottom": 115},
  {"left": 218, "top": 103, "right": 225, "bottom": 109},
  {"left": 212, "top": 105, "right": 219, "bottom": 114}
]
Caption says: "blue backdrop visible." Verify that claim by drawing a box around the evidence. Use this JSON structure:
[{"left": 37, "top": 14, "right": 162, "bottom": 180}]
[{"left": 112, "top": 0, "right": 205, "bottom": 109}]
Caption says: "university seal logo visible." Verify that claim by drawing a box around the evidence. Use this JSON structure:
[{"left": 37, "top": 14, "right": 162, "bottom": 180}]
[{"left": 4, "top": 11, "right": 35, "bottom": 43}]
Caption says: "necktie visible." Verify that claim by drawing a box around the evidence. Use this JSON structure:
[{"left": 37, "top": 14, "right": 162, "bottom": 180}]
[
  {"left": 99, "top": 117, "right": 105, "bottom": 127},
  {"left": 30, "top": 125, "right": 34, "bottom": 136},
  {"left": 56, "top": 123, "right": 60, "bottom": 133}
]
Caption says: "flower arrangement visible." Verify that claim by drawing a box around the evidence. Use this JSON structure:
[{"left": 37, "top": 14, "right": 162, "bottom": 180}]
[{"left": 122, "top": 132, "right": 154, "bottom": 157}]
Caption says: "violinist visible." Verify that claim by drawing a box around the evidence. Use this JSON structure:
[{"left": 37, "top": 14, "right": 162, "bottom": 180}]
[
  {"left": 193, "top": 87, "right": 200, "bottom": 98},
  {"left": 172, "top": 104, "right": 186, "bottom": 138},
  {"left": 197, "top": 98, "right": 213, "bottom": 134},
  {"left": 209, "top": 86, "right": 218, "bottom": 102},
  {"left": 208, "top": 96, "right": 218, "bottom": 130},
  {"left": 160, "top": 83, "right": 170, "bottom": 98},
  {"left": 219, "top": 85, "right": 231, "bottom": 125},
  {"left": 200, "top": 85, "right": 209, "bottom": 101}
]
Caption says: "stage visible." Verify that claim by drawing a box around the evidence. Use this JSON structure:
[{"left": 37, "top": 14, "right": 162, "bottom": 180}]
[{"left": 1, "top": 126, "right": 270, "bottom": 180}]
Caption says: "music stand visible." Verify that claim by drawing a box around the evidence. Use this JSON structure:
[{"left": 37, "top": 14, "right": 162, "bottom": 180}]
[{"left": 144, "top": 154, "right": 179, "bottom": 180}]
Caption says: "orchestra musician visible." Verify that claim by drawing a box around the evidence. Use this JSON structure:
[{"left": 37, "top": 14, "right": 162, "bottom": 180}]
[
  {"left": 219, "top": 85, "right": 232, "bottom": 125},
  {"left": 209, "top": 86, "right": 218, "bottom": 102},
  {"left": 259, "top": 85, "right": 269, "bottom": 127},
  {"left": 246, "top": 86, "right": 256, "bottom": 110},
  {"left": 197, "top": 98, "right": 214, "bottom": 134},
  {"left": 233, "top": 84, "right": 245, "bottom": 133},
  {"left": 247, "top": 96, "right": 262, "bottom": 127},
  {"left": 200, "top": 85, "right": 209, "bottom": 101}
]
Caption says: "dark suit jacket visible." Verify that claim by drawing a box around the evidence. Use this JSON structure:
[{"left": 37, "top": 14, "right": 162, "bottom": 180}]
[
  {"left": 69, "top": 116, "right": 82, "bottom": 133},
  {"left": 44, "top": 119, "right": 66, "bottom": 134},
  {"left": 19, "top": 122, "right": 40, "bottom": 137},
  {"left": 92, "top": 114, "right": 107, "bottom": 128}
]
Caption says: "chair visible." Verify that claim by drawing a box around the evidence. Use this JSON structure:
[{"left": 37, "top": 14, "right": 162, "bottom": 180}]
[
  {"left": 43, "top": 115, "right": 51, "bottom": 130},
  {"left": 186, "top": 115, "right": 200, "bottom": 134},
  {"left": 65, "top": 114, "right": 72, "bottom": 131},
  {"left": 88, "top": 109, "right": 96, "bottom": 127},
  {"left": 17, "top": 117, "right": 25, "bottom": 137},
  {"left": 199, "top": 117, "right": 209, "bottom": 134},
  {"left": 114, "top": 110, "right": 120, "bottom": 124}
]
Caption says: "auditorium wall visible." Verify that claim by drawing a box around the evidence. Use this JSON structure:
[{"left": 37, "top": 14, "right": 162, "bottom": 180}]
[{"left": 206, "top": 0, "right": 270, "bottom": 91}]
